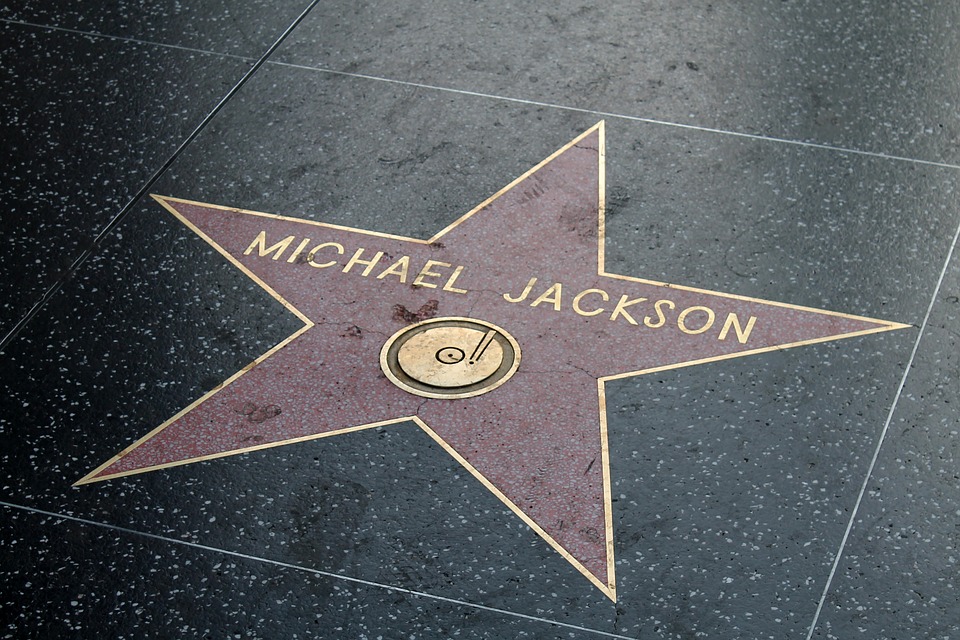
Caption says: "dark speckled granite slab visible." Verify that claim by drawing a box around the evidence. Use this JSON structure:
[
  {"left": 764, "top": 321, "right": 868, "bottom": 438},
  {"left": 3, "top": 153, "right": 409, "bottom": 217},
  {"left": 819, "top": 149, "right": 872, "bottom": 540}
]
[
  {"left": 1, "top": 2, "right": 958, "bottom": 638},
  {"left": 0, "top": 0, "right": 312, "bottom": 335},
  {"left": 0, "top": 23, "right": 249, "bottom": 334},
  {"left": 1, "top": 506, "right": 600, "bottom": 639},
  {"left": 1, "top": 1, "right": 311, "bottom": 56},
  {"left": 815, "top": 255, "right": 960, "bottom": 639},
  {"left": 276, "top": 0, "right": 960, "bottom": 165}
]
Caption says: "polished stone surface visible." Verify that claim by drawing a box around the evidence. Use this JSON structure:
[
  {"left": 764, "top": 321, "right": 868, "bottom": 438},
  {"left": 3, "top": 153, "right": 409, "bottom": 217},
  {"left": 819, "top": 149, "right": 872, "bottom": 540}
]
[
  {"left": 816, "top": 257, "right": 960, "bottom": 640},
  {"left": 1, "top": 1, "right": 311, "bottom": 55},
  {"left": 1, "top": 2, "right": 958, "bottom": 639},
  {"left": 278, "top": 0, "right": 960, "bottom": 164},
  {"left": 0, "top": 21, "right": 252, "bottom": 333}
]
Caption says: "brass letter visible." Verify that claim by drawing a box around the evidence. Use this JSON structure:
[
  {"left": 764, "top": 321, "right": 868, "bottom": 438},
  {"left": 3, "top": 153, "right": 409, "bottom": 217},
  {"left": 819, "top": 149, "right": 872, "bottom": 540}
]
[
  {"left": 286, "top": 237, "right": 312, "bottom": 263},
  {"left": 412, "top": 259, "right": 450, "bottom": 288},
  {"left": 644, "top": 299, "right": 675, "bottom": 328},
  {"left": 306, "top": 242, "right": 344, "bottom": 268},
  {"left": 718, "top": 313, "right": 758, "bottom": 344},
  {"left": 609, "top": 294, "right": 648, "bottom": 325},
  {"left": 376, "top": 256, "right": 410, "bottom": 282},
  {"left": 503, "top": 277, "right": 537, "bottom": 303},
  {"left": 677, "top": 305, "right": 716, "bottom": 335},
  {"left": 244, "top": 231, "right": 295, "bottom": 260},
  {"left": 442, "top": 265, "right": 469, "bottom": 294},
  {"left": 530, "top": 282, "right": 563, "bottom": 311},
  {"left": 572, "top": 288, "right": 609, "bottom": 317},
  {"left": 343, "top": 248, "right": 385, "bottom": 276}
]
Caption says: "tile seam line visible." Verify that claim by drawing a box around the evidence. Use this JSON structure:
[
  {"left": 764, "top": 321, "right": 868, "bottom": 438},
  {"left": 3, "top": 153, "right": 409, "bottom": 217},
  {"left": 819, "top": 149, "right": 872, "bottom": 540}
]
[
  {"left": 805, "top": 216, "right": 960, "bottom": 639},
  {"left": 0, "top": 501, "right": 634, "bottom": 640},
  {"left": 0, "top": 1, "right": 320, "bottom": 356},
  {"left": 271, "top": 61, "right": 960, "bottom": 171},
  {"left": 3, "top": 17, "right": 957, "bottom": 171},
  {"left": 0, "top": 18, "right": 256, "bottom": 62}
]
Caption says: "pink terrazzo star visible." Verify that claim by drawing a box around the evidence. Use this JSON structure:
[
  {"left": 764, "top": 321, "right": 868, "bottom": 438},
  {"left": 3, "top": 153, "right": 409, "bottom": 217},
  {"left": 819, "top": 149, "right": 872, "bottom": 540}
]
[{"left": 78, "top": 123, "right": 907, "bottom": 600}]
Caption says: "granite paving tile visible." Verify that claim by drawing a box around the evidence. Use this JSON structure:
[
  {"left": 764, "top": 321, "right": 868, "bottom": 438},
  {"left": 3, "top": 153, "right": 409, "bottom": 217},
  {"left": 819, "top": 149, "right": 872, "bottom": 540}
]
[
  {"left": 1, "top": 0, "right": 312, "bottom": 57},
  {"left": 813, "top": 247, "right": 960, "bottom": 640},
  {"left": 0, "top": 22, "right": 256, "bottom": 334},
  {"left": 276, "top": 0, "right": 960, "bottom": 165},
  {"left": 0, "top": 506, "right": 608, "bottom": 639}
]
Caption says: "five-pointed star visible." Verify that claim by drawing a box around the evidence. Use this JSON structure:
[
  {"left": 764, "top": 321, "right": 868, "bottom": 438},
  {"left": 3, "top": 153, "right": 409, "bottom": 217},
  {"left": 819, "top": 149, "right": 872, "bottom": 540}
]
[{"left": 78, "top": 122, "right": 908, "bottom": 600}]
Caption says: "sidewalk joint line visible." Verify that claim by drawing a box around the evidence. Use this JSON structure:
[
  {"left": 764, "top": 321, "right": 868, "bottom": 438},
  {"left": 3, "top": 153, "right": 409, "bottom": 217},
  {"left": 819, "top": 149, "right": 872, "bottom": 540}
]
[
  {"left": 0, "top": 1, "right": 319, "bottom": 354},
  {"left": 804, "top": 208, "right": 960, "bottom": 639},
  {"left": 0, "top": 500, "right": 634, "bottom": 640}
]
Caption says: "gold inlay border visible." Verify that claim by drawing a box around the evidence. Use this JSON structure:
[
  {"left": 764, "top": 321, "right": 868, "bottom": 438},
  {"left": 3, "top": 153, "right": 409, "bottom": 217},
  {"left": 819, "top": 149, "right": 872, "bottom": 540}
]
[{"left": 74, "top": 121, "right": 913, "bottom": 604}]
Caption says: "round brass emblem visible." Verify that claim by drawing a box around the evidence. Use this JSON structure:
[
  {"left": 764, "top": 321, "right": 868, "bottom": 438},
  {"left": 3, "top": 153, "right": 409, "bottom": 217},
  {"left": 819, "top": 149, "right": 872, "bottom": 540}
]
[{"left": 380, "top": 317, "right": 521, "bottom": 399}]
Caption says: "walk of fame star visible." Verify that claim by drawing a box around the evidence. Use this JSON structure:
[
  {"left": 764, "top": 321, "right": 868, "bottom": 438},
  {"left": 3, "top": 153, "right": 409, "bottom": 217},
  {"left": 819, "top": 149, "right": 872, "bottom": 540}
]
[{"left": 77, "top": 122, "right": 908, "bottom": 601}]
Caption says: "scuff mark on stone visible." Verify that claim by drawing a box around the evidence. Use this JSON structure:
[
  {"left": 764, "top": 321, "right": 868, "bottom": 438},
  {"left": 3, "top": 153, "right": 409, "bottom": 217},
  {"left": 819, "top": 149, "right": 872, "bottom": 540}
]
[
  {"left": 342, "top": 324, "right": 363, "bottom": 339},
  {"left": 393, "top": 299, "right": 439, "bottom": 323},
  {"left": 236, "top": 402, "right": 282, "bottom": 423}
]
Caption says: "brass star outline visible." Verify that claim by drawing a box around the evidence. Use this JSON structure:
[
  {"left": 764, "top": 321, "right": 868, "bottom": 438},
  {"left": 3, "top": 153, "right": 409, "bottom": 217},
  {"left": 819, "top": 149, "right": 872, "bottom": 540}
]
[{"left": 77, "top": 122, "right": 909, "bottom": 602}]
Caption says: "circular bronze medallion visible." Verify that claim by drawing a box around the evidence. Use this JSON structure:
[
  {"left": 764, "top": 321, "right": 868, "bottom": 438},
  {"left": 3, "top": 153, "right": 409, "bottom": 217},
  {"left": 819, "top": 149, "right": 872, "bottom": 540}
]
[{"left": 380, "top": 317, "right": 521, "bottom": 399}]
